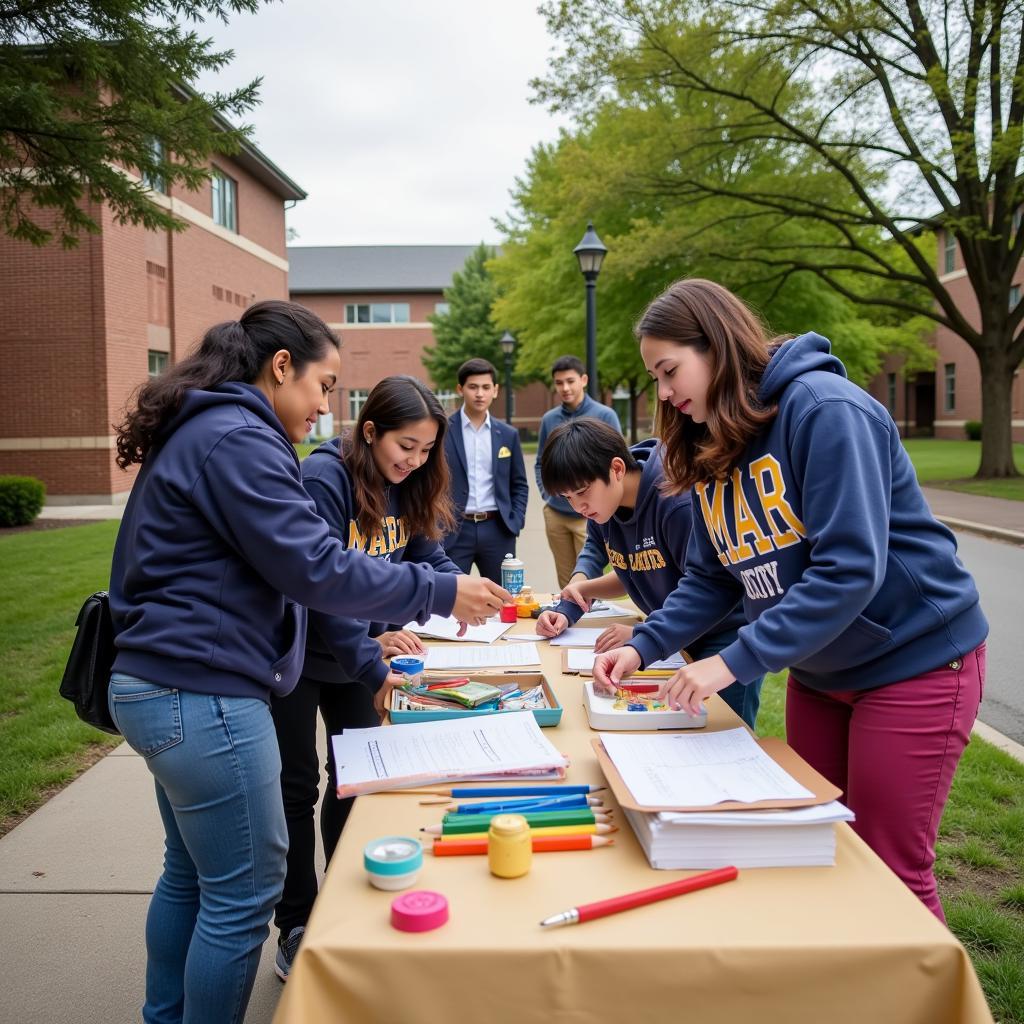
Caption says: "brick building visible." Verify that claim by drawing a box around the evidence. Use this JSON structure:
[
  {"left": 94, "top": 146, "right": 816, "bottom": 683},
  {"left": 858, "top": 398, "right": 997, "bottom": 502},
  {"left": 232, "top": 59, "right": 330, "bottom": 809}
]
[
  {"left": 287, "top": 245, "right": 565, "bottom": 436},
  {"left": 0, "top": 141, "right": 304, "bottom": 502},
  {"left": 866, "top": 230, "right": 1024, "bottom": 441}
]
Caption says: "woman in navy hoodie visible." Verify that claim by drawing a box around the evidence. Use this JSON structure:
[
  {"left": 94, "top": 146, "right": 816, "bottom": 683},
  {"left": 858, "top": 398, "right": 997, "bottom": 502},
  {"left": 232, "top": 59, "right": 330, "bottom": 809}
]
[
  {"left": 594, "top": 279, "right": 987, "bottom": 921},
  {"left": 108, "top": 302, "right": 508, "bottom": 1024},
  {"left": 272, "top": 375, "right": 462, "bottom": 979}
]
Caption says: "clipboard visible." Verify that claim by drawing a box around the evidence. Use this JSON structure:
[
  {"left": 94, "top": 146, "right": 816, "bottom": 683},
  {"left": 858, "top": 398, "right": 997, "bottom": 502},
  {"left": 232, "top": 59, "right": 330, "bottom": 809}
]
[{"left": 591, "top": 735, "right": 842, "bottom": 812}]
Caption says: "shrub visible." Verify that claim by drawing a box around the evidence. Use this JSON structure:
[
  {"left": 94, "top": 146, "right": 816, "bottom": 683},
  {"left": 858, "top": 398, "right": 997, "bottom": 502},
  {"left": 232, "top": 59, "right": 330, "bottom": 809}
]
[
  {"left": 0, "top": 475, "right": 46, "bottom": 527},
  {"left": 964, "top": 420, "right": 983, "bottom": 441}
]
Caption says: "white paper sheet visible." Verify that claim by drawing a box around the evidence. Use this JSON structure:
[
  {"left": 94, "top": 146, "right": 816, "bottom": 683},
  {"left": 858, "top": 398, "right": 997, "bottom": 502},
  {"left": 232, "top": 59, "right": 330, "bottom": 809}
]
[
  {"left": 423, "top": 642, "right": 541, "bottom": 669},
  {"left": 577, "top": 600, "right": 639, "bottom": 620},
  {"left": 566, "top": 649, "right": 686, "bottom": 672},
  {"left": 599, "top": 728, "right": 813, "bottom": 807},
  {"left": 548, "top": 628, "right": 607, "bottom": 646},
  {"left": 332, "top": 711, "right": 566, "bottom": 793},
  {"left": 403, "top": 614, "right": 513, "bottom": 644}
]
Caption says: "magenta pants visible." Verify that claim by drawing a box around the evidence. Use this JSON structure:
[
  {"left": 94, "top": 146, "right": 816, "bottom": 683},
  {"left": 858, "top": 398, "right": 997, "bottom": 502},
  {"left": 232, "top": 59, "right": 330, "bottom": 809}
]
[{"left": 785, "top": 645, "right": 985, "bottom": 922}]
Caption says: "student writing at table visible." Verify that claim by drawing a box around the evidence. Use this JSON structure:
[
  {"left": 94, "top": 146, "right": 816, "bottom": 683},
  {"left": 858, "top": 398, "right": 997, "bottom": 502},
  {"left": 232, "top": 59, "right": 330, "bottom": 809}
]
[
  {"left": 593, "top": 278, "right": 988, "bottom": 921},
  {"left": 107, "top": 304, "right": 507, "bottom": 1024},
  {"left": 535, "top": 417, "right": 762, "bottom": 728},
  {"left": 272, "top": 375, "right": 470, "bottom": 980}
]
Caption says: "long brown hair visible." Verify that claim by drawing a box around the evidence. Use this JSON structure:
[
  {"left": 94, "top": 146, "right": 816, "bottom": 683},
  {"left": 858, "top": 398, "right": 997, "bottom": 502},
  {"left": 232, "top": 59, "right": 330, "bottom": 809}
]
[
  {"left": 342, "top": 376, "right": 456, "bottom": 542},
  {"left": 116, "top": 301, "right": 338, "bottom": 468},
  {"left": 635, "top": 279, "right": 778, "bottom": 492}
]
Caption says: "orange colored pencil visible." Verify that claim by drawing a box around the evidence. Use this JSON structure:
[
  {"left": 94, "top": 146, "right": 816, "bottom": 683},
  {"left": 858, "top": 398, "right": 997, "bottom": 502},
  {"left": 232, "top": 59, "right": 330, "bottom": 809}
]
[{"left": 431, "top": 834, "right": 614, "bottom": 856}]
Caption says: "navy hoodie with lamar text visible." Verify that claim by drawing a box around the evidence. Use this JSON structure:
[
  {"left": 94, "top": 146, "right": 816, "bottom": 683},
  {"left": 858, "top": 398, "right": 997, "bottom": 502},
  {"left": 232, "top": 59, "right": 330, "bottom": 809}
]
[
  {"left": 628, "top": 335, "right": 988, "bottom": 692},
  {"left": 552, "top": 440, "right": 745, "bottom": 643},
  {"left": 109, "top": 384, "right": 458, "bottom": 703},
  {"left": 299, "top": 437, "right": 461, "bottom": 691}
]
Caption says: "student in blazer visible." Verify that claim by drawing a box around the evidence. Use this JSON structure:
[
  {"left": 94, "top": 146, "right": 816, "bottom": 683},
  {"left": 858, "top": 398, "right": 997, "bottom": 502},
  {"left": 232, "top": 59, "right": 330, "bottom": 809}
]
[{"left": 443, "top": 358, "right": 529, "bottom": 583}]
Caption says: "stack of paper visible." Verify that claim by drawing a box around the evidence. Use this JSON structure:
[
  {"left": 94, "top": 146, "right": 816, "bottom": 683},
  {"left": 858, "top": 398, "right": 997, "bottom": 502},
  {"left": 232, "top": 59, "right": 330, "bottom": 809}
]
[
  {"left": 332, "top": 710, "right": 568, "bottom": 796},
  {"left": 403, "top": 614, "right": 514, "bottom": 644},
  {"left": 598, "top": 729, "right": 853, "bottom": 869},
  {"left": 623, "top": 802, "right": 855, "bottom": 869}
]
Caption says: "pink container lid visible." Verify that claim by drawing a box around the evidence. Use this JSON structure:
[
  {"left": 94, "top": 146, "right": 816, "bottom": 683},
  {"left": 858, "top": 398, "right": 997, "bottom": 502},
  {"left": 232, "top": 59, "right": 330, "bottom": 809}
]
[{"left": 390, "top": 890, "right": 449, "bottom": 933}]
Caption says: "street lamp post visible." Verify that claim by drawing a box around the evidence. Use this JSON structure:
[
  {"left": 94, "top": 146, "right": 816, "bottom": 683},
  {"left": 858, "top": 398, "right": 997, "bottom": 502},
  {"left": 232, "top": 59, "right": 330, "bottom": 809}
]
[
  {"left": 499, "top": 330, "right": 516, "bottom": 425},
  {"left": 573, "top": 222, "right": 608, "bottom": 400}
]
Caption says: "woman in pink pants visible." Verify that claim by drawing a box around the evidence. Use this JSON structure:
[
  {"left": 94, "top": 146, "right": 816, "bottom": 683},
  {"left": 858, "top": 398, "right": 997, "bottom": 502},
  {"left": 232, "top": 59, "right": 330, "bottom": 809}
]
[{"left": 594, "top": 278, "right": 987, "bottom": 921}]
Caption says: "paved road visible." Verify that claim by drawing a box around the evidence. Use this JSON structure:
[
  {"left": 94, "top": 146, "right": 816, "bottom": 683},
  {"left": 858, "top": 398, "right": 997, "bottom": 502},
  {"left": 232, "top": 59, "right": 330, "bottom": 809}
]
[{"left": 953, "top": 532, "right": 1024, "bottom": 745}]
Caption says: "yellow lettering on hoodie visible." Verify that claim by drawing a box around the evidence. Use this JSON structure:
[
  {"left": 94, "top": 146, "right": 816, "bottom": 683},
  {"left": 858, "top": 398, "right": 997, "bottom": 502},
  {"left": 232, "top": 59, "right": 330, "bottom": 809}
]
[{"left": 748, "top": 455, "right": 805, "bottom": 548}]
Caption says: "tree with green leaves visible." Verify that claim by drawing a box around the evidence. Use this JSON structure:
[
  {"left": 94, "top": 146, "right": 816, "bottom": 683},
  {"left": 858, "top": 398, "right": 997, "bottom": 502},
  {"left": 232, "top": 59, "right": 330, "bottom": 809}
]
[
  {"left": 424, "top": 243, "right": 517, "bottom": 391},
  {"left": 534, "top": 0, "right": 1024, "bottom": 478},
  {"left": 1, "top": 0, "right": 267, "bottom": 248},
  {"left": 493, "top": 66, "right": 931, "bottom": 439}
]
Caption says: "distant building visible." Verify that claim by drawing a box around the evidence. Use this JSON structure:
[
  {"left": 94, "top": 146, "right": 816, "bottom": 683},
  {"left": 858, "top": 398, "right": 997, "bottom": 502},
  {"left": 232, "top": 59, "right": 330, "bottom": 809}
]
[
  {"left": 287, "top": 244, "right": 558, "bottom": 435},
  {"left": 866, "top": 229, "right": 1024, "bottom": 441},
  {"left": 0, "top": 140, "right": 304, "bottom": 503}
]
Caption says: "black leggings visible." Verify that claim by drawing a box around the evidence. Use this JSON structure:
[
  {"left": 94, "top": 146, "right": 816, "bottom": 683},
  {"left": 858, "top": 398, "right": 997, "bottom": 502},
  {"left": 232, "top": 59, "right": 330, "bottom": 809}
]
[{"left": 271, "top": 676, "right": 379, "bottom": 937}]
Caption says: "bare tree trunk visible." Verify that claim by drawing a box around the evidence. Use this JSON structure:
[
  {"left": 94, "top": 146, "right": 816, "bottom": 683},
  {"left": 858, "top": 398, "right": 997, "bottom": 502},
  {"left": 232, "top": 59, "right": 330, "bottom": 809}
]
[
  {"left": 976, "top": 344, "right": 1020, "bottom": 478},
  {"left": 629, "top": 382, "right": 640, "bottom": 444}
]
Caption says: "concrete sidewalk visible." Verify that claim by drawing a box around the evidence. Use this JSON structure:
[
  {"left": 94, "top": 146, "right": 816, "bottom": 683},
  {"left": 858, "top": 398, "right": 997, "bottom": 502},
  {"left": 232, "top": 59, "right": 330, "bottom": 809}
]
[{"left": 4, "top": 458, "right": 1021, "bottom": 1023}]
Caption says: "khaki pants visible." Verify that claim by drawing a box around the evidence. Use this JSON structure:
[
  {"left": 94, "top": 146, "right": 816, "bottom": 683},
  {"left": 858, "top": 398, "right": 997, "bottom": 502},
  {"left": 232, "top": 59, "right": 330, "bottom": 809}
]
[{"left": 542, "top": 504, "right": 589, "bottom": 590}]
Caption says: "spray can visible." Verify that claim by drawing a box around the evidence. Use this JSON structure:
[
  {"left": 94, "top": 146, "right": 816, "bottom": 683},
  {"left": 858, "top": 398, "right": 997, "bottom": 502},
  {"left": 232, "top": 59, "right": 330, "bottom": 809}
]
[{"left": 501, "top": 553, "right": 525, "bottom": 595}]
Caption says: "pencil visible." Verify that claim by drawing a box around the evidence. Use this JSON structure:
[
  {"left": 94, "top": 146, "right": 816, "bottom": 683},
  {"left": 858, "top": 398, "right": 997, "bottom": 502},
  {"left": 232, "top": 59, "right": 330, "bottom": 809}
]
[
  {"left": 383, "top": 785, "right": 606, "bottom": 798},
  {"left": 432, "top": 835, "right": 614, "bottom": 856}
]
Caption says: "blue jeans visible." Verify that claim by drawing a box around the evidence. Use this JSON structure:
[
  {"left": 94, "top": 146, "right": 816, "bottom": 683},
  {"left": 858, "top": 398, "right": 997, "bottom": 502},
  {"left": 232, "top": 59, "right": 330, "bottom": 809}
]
[
  {"left": 109, "top": 675, "right": 287, "bottom": 1024},
  {"left": 689, "top": 631, "right": 764, "bottom": 730}
]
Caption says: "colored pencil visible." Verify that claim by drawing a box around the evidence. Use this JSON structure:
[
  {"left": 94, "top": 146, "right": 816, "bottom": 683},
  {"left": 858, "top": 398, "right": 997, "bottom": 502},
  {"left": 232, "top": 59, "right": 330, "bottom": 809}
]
[
  {"left": 384, "top": 785, "right": 605, "bottom": 798},
  {"left": 432, "top": 835, "right": 614, "bottom": 856},
  {"left": 425, "top": 819, "right": 614, "bottom": 835},
  {"left": 540, "top": 866, "right": 739, "bottom": 927},
  {"left": 451, "top": 794, "right": 600, "bottom": 814},
  {"left": 433, "top": 811, "right": 609, "bottom": 835}
]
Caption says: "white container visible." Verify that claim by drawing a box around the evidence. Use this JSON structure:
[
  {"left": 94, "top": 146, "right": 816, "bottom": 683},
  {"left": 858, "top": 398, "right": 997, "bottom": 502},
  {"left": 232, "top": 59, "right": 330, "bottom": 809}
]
[{"left": 364, "top": 837, "right": 423, "bottom": 891}]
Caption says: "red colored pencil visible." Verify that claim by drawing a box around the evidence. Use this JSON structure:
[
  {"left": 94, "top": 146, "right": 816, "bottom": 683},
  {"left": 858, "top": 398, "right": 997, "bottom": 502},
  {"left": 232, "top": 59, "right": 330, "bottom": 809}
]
[
  {"left": 431, "top": 834, "right": 614, "bottom": 856},
  {"left": 539, "top": 866, "right": 738, "bottom": 927}
]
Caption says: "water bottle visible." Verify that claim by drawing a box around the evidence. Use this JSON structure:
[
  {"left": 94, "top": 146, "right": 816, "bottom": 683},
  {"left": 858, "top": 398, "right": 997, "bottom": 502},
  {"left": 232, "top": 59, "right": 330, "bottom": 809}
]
[{"left": 500, "top": 553, "right": 524, "bottom": 595}]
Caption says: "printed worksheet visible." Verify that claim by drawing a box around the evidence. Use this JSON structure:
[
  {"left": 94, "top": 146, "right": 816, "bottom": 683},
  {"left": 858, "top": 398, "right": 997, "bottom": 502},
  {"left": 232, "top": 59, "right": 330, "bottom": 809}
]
[
  {"left": 403, "top": 614, "right": 513, "bottom": 644},
  {"left": 423, "top": 642, "right": 541, "bottom": 669},
  {"left": 566, "top": 649, "right": 686, "bottom": 672},
  {"left": 599, "top": 728, "right": 813, "bottom": 807}
]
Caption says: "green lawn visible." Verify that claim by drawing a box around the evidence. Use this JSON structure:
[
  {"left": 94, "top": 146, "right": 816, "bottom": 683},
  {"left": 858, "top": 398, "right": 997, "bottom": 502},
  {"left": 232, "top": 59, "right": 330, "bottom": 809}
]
[
  {"left": 903, "top": 439, "right": 1024, "bottom": 501},
  {"left": 2, "top": 523, "right": 1021, "bottom": 1019},
  {"left": 0, "top": 521, "right": 122, "bottom": 829}
]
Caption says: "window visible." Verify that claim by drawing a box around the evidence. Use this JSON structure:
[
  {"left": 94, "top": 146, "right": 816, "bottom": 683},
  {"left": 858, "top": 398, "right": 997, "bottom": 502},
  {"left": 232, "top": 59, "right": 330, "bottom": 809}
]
[
  {"left": 434, "top": 302, "right": 450, "bottom": 316},
  {"left": 211, "top": 169, "right": 237, "bottom": 232},
  {"left": 887, "top": 372, "right": 897, "bottom": 414},
  {"left": 944, "top": 363, "right": 956, "bottom": 413},
  {"left": 1011, "top": 285, "right": 1020, "bottom": 310},
  {"left": 141, "top": 139, "right": 165, "bottom": 194},
  {"left": 146, "top": 261, "right": 168, "bottom": 326},
  {"left": 345, "top": 303, "right": 410, "bottom": 324},
  {"left": 943, "top": 231, "right": 956, "bottom": 274},
  {"left": 148, "top": 350, "right": 169, "bottom": 377},
  {"left": 348, "top": 388, "right": 369, "bottom": 421}
]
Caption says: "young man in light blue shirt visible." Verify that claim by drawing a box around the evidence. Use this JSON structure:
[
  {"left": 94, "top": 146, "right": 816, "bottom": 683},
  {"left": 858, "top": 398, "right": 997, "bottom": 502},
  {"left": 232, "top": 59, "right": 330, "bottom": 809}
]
[{"left": 534, "top": 355, "right": 622, "bottom": 588}]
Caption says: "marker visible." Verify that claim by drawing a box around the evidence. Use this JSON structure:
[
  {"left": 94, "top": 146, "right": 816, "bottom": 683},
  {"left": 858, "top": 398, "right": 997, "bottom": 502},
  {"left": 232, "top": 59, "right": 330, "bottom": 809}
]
[
  {"left": 539, "top": 866, "right": 739, "bottom": 928},
  {"left": 425, "top": 819, "right": 614, "bottom": 835},
  {"left": 432, "top": 835, "right": 614, "bottom": 856}
]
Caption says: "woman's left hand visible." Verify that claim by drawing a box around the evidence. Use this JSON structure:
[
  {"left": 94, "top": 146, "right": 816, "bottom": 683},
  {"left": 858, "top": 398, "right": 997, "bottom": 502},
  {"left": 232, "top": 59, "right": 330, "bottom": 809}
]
[
  {"left": 657, "top": 655, "right": 736, "bottom": 718},
  {"left": 376, "top": 629, "right": 425, "bottom": 659}
]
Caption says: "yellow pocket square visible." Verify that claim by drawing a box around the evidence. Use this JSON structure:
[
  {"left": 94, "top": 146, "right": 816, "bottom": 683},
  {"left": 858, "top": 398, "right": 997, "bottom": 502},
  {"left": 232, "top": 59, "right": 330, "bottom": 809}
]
[{"left": 497, "top": 446, "right": 512, "bottom": 458}]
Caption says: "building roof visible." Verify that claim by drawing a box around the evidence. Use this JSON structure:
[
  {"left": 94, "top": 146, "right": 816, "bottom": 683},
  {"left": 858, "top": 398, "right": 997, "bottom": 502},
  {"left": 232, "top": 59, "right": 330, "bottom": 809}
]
[{"left": 287, "top": 244, "right": 493, "bottom": 293}]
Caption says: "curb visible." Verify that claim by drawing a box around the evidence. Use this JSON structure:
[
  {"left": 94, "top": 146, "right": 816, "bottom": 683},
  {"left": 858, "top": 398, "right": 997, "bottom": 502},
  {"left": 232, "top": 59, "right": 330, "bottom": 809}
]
[
  {"left": 972, "top": 720, "right": 1024, "bottom": 765},
  {"left": 935, "top": 515, "right": 1024, "bottom": 546}
]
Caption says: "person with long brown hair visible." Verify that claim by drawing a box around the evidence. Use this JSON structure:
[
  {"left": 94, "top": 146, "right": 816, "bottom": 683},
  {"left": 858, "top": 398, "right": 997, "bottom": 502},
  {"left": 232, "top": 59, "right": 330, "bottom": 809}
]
[
  {"left": 107, "top": 303, "right": 508, "bottom": 1024},
  {"left": 271, "top": 374, "right": 464, "bottom": 979},
  {"left": 593, "top": 278, "right": 988, "bottom": 922}
]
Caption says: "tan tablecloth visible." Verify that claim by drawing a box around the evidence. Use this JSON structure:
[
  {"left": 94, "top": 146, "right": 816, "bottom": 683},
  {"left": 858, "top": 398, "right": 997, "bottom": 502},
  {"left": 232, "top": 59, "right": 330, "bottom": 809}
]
[{"left": 274, "top": 630, "right": 993, "bottom": 1024}]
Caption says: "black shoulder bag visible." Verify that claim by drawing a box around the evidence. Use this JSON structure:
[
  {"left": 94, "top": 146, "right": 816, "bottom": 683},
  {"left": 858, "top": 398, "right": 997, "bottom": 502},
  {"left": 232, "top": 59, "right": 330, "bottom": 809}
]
[{"left": 59, "top": 590, "right": 120, "bottom": 735}]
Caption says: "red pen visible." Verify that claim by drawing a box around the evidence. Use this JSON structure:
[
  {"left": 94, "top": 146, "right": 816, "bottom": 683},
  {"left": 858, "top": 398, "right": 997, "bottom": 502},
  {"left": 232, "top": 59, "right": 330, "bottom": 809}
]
[{"left": 539, "top": 865, "right": 738, "bottom": 927}]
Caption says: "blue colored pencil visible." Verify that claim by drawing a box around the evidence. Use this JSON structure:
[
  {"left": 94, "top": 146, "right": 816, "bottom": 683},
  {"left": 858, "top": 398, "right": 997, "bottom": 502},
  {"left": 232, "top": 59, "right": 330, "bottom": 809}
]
[
  {"left": 446, "top": 785, "right": 604, "bottom": 798},
  {"left": 452, "top": 794, "right": 591, "bottom": 815}
]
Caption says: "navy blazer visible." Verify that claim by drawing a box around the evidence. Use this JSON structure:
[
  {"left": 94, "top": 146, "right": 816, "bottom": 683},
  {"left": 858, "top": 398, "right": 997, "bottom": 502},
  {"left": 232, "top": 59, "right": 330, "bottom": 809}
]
[{"left": 445, "top": 410, "right": 529, "bottom": 536}]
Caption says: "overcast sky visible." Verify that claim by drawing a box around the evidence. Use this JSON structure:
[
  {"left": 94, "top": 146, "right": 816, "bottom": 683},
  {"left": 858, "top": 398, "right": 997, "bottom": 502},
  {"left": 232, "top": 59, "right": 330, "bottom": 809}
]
[{"left": 197, "top": 0, "right": 569, "bottom": 246}]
